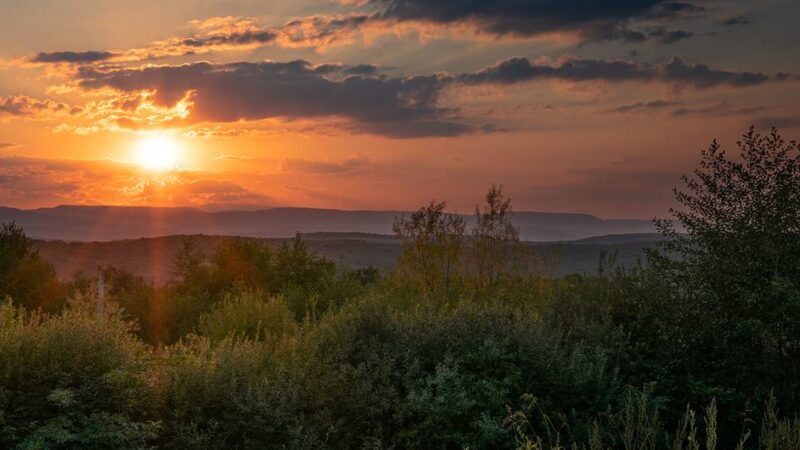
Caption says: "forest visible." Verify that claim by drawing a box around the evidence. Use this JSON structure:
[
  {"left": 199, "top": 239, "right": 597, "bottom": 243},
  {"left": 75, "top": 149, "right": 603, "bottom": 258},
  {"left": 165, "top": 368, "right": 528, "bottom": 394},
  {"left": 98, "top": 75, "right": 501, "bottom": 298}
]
[{"left": 1, "top": 128, "right": 799, "bottom": 449}]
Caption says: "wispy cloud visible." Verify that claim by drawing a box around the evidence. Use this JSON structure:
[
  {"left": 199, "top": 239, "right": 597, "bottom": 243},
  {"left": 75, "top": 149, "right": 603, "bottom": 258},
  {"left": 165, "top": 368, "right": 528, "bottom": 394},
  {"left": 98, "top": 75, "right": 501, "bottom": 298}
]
[{"left": 281, "top": 156, "right": 370, "bottom": 174}]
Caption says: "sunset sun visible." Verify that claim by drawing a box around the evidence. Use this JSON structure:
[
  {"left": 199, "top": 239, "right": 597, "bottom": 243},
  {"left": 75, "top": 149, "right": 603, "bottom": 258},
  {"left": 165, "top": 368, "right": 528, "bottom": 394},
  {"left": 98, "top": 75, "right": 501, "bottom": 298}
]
[{"left": 135, "top": 135, "right": 181, "bottom": 171}]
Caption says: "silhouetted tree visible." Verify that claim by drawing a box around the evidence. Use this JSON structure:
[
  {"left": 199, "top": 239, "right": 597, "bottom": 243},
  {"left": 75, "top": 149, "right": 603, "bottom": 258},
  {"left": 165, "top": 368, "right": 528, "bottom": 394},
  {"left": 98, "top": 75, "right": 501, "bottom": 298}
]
[
  {"left": 0, "top": 222, "right": 62, "bottom": 311},
  {"left": 648, "top": 127, "right": 800, "bottom": 420}
]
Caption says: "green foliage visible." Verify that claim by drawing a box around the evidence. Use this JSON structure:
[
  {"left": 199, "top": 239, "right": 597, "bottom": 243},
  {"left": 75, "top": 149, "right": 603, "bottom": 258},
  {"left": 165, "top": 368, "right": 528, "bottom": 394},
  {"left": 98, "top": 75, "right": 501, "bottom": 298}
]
[
  {"left": 69, "top": 267, "right": 159, "bottom": 342},
  {"left": 0, "top": 222, "right": 63, "bottom": 312},
  {"left": 292, "top": 296, "right": 615, "bottom": 449},
  {"left": 469, "top": 184, "right": 531, "bottom": 293},
  {"left": 158, "top": 335, "right": 309, "bottom": 448},
  {"left": 393, "top": 200, "right": 466, "bottom": 300},
  {"left": 644, "top": 128, "right": 800, "bottom": 429},
  {"left": 0, "top": 300, "right": 159, "bottom": 449},
  {"left": 392, "top": 186, "right": 546, "bottom": 302},
  {"left": 197, "top": 291, "right": 296, "bottom": 342}
]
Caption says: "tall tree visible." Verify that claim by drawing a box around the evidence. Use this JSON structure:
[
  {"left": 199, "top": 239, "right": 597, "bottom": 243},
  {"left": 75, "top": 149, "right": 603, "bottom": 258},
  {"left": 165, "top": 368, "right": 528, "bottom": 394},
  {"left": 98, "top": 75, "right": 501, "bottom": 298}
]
[
  {"left": 393, "top": 201, "right": 465, "bottom": 299},
  {"left": 470, "top": 184, "right": 526, "bottom": 291},
  {"left": 649, "top": 127, "right": 800, "bottom": 409}
]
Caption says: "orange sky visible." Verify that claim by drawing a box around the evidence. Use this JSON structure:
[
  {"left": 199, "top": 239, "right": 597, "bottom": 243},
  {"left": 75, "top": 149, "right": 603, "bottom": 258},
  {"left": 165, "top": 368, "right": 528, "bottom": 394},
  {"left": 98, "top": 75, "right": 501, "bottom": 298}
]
[{"left": 0, "top": 0, "right": 798, "bottom": 218}]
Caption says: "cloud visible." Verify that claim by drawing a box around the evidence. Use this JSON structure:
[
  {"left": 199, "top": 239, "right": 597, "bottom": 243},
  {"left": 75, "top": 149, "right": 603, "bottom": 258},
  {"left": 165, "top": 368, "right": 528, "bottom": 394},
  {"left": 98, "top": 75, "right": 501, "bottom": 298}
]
[
  {"left": 76, "top": 59, "right": 474, "bottom": 138},
  {"left": 722, "top": 15, "right": 750, "bottom": 26},
  {"left": 62, "top": 53, "right": 787, "bottom": 137},
  {"left": 278, "top": 14, "right": 372, "bottom": 50},
  {"left": 0, "top": 142, "right": 19, "bottom": 150},
  {"left": 281, "top": 156, "right": 370, "bottom": 174},
  {"left": 606, "top": 99, "right": 679, "bottom": 113},
  {"left": 26, "top": 15, "right": 374, "bottom": 65},
  {"left": 0, "top": 155, "right": 120, "bottom": 205},
  {"left": 31, "top": 51, "right": 118, "bottom": 63},
  {"left": 137, "top": 176, "right": 273, "bottom": 206},
  {"left": 0, "top": 95, "right": 75, "bottom": 117},
  {"left": 458, "top": 56, "right": 777, "bottom": 89},
  {"left": 366, "top": 0, "right": 703, "bottom": 43},
  {"left": 138, "top": 17, "right": 279, "bottom": 59},
  {"left": 661, "top": 57, "right": 769, "bottom": 88},
  {"left": 21, "top": 2, "right": 706, "bottom": 67},
  {"left": 0, "top": 154, "right": 272, "bottom": 207},
  {"left": 605, "top": 100, "right": 769, "bottom": 119},
  {"left": 647, "top": 28, "right": 692, "bottom": 44},
  {"left": 213, "top": 154, "right": 255, "bottom": 160},
  {"left": 670, "top": 103, "right": 766, "bottom": 117},
  {"left": 344, "top": 64, "right": 379, "bottom": 75},
  {"left": 752, "top": 116, "right": 800, "bottom": 130}
]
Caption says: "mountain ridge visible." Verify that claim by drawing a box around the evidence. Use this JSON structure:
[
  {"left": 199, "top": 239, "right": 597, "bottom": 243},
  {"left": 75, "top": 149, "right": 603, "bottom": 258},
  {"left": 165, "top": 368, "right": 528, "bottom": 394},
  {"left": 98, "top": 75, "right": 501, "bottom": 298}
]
[{"left": 0, "top": 204, "right": 657, "bottom": 242}]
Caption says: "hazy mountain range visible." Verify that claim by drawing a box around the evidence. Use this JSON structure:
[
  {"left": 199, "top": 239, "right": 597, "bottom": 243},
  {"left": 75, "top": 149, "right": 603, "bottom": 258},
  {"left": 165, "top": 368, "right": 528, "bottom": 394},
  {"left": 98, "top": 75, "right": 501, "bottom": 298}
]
[
  {"left": 34, "top": 232, "right": 662, "bottom": 284},
  {"left": 0, "top": 205, "right": 656, "bottom": 242}
]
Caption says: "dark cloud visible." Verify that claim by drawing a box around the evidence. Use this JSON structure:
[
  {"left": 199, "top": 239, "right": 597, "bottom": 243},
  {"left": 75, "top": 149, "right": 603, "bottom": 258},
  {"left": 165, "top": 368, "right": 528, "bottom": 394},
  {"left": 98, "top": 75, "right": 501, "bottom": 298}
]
[
  {"left": 459, "top": 57, "right": 650, "bottom": 84},
  {"left": 722, "top": 15, "right": 750, "bottom": 26},
  {"left": 281, "top": 156, "right": 370, "bottom": 174},
  {"left": 31, "top": 51, "right": 117, "bottom": 63},
  {"left": 662, "top": 57, "right": 769, "bottom": 88},
  {"left": 647, "top": 28, "right": 692, "bottom": 44},
  {"left": 368, "top": 0, "right": 703, "bottom": 43},
  {"left": 607, "top": 99, "right": 679, "bottom": 113},
  {"left": 670, "top": 103, "right": 766, "bottom": 117},
  {"left": 280, "top": 14, "right": 371, "bottom": 47},
  {"left": 648, "top": 1, "right": 705, "bottom": 18},
  {"left": 69, "top": 54, "right": 785, "bottom": 137},
  {"left": 344, "top": 64, "right": 379, "bottom": 75},
  {"left": 311, "top": 63, "right": 379, "bottom": 75},
  {"left": 77, "top": 60, "right": 472, "bottom": 138},
  {"left": 459, "top": 56, "right": 777, "bottom": 89},
  {"left": 0, "top": 142, "right": 18, "bottom": 150},
  {"left": 752, "top": 116, "right": 800, "bottom": 130},
  {"left": 178, "top": 30, "right": 277, "bottom": 48}
]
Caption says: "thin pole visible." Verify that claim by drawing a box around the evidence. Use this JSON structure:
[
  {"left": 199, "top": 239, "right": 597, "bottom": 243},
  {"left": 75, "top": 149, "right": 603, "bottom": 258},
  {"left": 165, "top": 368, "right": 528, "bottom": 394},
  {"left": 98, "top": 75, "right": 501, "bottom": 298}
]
[{"left": 97, "top": 269, "right": 105, "bottom": 320}]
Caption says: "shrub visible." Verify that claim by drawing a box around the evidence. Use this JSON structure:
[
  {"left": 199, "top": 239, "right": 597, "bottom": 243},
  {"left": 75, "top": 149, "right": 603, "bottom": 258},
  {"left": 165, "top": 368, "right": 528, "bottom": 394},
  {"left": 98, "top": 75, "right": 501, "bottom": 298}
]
[
  {"left": 158, "top": 335, "right": 310, "bottom": 448},
  {"left": 197, "top": 291, "right": 296, "bottom": 343},
  {"left": 0, "top": 300, "right": 159, "bottom": 449},
  {"left": 293, "top": 295, "right": 617, "bottom": 449}
]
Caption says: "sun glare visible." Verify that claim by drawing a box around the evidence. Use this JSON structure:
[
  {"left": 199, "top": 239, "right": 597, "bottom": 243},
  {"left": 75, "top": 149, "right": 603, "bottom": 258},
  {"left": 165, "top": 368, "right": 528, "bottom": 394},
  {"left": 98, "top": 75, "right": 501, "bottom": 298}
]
[{"left": 135, "top": 135, "right": 181, "bottom": 171}]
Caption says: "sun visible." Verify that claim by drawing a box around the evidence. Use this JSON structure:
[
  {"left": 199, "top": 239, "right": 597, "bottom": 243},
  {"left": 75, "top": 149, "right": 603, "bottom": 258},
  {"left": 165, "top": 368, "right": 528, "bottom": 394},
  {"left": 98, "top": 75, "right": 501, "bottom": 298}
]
[{"left": 135, "top": 135, "right": 181, "bottom": 171}]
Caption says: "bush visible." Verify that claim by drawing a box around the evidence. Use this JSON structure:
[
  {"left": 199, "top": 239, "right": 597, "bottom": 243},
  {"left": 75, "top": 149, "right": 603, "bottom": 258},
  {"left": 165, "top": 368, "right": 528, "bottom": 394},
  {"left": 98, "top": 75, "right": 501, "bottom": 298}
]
[
  {"left": 293, "top": 296, "right": 617, "bottom": 449},
  {"left": 158, "top": 335, "right": 310, "bottom": 448},
  {"left": 0, "top": 300, "right": 159, "bottom": 449},
  {"left": 197, "top": 291, "right": 296, "bottom": 343}
]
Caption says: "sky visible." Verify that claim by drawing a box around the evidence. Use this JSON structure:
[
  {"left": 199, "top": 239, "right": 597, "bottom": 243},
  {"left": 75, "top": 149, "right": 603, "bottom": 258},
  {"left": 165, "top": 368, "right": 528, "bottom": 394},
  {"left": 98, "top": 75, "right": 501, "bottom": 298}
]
[{"left": 0, "top": 0, "right": 797, "bottom": 218}]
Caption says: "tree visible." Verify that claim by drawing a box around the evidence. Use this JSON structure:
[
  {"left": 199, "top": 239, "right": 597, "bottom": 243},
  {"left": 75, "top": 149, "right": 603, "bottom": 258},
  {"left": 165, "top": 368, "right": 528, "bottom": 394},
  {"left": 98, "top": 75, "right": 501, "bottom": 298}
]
[
  {"left": 169, "top": 237, "right": 209, "bottom": 289},
  {"left": 0, "top": 222, "right": 62, "bottom": 311},
  {"left": 469, "top": 184, "right": 528, "bottom": 292},
  {"left": 652, "top": 127, "right": 800, "bottom": 301},
  {"left": 393, "top": 201, "right": 466, "bottom": 299},
  {"left": 648, "top": 127, "right": 800, "bottom": 417}
]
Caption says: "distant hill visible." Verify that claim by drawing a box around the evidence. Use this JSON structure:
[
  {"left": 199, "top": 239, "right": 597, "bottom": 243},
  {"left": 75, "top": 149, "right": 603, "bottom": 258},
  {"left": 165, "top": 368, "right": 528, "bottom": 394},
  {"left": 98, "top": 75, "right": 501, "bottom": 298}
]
[
  {"left": 33, "top": 233, "right": 663, "bottom": 285},
  {"left": 0, "top": 205, "right": 656, "bottom": 242}
]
